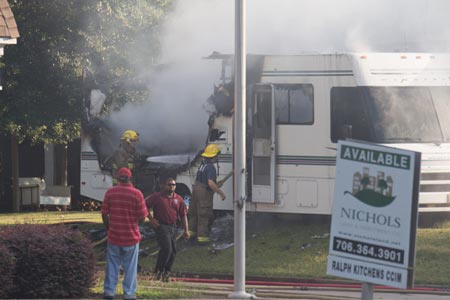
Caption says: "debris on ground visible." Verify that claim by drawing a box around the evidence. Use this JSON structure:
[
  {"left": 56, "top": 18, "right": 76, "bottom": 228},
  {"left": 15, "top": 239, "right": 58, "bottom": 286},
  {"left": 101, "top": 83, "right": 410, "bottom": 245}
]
[
  {"left": 311, "top": 233, "right": 329, "bottom": 239},
  {"left": 210, "top": 213, "right": 234, "bottom": 243},
  {"left": 300, "top": 242, "right": 312, "bottom": 250},
  {"left": 212, "top": 242, "right": 234, "bottom": 251}
]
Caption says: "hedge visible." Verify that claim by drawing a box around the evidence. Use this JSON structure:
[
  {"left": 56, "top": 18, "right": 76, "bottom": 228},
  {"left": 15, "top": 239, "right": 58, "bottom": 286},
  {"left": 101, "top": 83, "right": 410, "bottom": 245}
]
[{"left": 0, "top": 224, "right": 97, "bottom": 299}]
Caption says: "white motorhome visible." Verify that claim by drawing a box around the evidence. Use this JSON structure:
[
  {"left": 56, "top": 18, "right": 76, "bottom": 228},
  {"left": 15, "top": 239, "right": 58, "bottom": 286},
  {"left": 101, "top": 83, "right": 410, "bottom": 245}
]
[
  {"left": 81, "top": 52, "right": 450, "bottom": 214},
  {"left": 176, "top": 52, "right": 450, "bottom": 214}
]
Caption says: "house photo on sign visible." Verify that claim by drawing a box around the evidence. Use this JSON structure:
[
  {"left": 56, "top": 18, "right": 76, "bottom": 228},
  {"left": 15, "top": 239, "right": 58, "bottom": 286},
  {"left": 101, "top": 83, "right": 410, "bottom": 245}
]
[{"left": 327, "top": 140, "right": 421, "bottom": 289}]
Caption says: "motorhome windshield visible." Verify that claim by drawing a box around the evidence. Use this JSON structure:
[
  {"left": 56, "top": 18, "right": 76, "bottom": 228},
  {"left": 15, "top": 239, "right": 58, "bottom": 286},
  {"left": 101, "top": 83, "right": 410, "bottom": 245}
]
[{"left": 331, "top": 86, "right": 450, "bottom": 143}]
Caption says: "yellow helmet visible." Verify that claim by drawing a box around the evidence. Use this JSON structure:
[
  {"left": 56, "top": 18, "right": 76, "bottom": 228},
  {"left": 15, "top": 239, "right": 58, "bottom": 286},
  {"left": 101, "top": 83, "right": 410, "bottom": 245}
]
[
  {"left": 121, "top": 130, "right": 139, "bottom": 141},
  {"left": 201, "top": 144, "right": 220, "bottom": 158}
]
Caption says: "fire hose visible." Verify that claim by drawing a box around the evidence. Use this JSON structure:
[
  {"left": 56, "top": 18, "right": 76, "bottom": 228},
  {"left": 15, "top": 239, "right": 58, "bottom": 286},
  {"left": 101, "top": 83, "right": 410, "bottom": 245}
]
[
  {"left": 217, "top": 171, "right": 233, "bottom": 187},
  {"left": 93, "top": 229, "right": 185, "bottom": 254}
]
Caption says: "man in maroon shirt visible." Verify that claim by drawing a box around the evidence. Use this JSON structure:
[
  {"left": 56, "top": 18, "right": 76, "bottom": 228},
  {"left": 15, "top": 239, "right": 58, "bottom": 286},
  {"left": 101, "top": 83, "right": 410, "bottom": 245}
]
[
  {"left": 146, "top": 177, "right": 190, "bottom": 282},
  {"left": 101, "top": 167, "right": 148, "bottom": 300}
]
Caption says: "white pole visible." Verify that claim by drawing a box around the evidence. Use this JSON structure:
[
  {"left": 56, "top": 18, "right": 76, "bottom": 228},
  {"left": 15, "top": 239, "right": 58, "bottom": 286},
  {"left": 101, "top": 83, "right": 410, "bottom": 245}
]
[
  {"left": 228, "top": 0, "right": 254, "bottom": 299},
  {"left": 361, "top": 282, "right": 374, "bottom": 300}
]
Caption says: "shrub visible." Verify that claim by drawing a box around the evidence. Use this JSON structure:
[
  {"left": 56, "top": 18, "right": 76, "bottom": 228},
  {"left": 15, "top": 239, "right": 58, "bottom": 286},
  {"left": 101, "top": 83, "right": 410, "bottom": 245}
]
[
  {"left": 0, "top": 244, "right": 16, "bottom": 298},
  {"left": 0, "top": 224, "right": 97, "bottom": 299}
]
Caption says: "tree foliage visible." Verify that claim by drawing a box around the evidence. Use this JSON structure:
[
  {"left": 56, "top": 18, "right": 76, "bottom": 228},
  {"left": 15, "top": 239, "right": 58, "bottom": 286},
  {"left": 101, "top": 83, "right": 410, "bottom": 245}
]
[{"left": 1, "top": 0, "right": 174, "bottom": 144}]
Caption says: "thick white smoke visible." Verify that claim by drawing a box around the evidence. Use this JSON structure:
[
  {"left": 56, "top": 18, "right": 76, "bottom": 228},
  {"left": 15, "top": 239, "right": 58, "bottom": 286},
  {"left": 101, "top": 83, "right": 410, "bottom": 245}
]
[{"left": 108, "top": 0, "right": 450, "bottom": 154}]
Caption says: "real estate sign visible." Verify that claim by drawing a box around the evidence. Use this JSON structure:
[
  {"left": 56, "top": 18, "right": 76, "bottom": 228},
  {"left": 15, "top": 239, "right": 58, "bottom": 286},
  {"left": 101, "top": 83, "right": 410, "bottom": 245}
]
[{"left": 327, "top": 140, "right": 421, "bottom": 289}]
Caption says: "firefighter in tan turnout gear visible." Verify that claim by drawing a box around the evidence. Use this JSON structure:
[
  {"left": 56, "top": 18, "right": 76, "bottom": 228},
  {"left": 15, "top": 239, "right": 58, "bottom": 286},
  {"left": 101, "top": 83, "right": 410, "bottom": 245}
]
[
  {"left": 106, "top": 129, "right": 141, "bottom": 185},
  {"left": 189, "top": 144, "right": 226, "bottom": 244}
]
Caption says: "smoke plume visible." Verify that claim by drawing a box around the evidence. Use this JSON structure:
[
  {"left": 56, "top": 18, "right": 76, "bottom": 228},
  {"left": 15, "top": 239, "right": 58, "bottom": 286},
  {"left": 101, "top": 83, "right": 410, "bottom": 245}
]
[{"left": 105, "top": 0, "right": 450, "bottom": 155}]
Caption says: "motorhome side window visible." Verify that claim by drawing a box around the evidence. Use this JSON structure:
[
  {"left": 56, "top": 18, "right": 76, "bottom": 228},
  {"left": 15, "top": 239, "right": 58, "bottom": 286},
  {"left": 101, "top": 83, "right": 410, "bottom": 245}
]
[
  {"left": 275, "top": 84, "right": 314, "bottom": 125},
  {"left": 331, "top": 86, "right": 450, "bottom": 143}
]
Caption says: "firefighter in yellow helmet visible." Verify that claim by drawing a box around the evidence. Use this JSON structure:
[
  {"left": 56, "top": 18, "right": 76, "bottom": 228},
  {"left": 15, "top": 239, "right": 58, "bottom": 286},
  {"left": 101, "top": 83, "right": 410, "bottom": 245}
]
[
  {"left": 121, "top": 129, "right": 139, "bottom": 142},
  {"left": 188, "top": 143, "right": 226, "bottom": 244},
  {"left": 106, "top": 130, "right": 141, "bottom": 185}
]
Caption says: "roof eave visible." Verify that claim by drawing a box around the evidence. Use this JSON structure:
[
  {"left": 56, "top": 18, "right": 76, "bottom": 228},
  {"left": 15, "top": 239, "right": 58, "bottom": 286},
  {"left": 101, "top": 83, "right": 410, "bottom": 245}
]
[{"left": 0, "top": 37, "right": 16, "bottom": 44}]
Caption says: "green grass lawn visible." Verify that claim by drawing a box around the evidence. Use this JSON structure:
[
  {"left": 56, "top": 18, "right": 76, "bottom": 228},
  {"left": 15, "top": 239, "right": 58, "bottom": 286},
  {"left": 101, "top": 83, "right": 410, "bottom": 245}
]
[
  {"left": 415, "top": 225, "right": 450, "bottom": 285},
  {"left": 1, "top": 211, "right": 449, "bottom": 291},
  {"left": 0, "top": 211, "right": 102, "bottom": 225},
  {"left": 167, "top": 220, "right": 330, "bottom": 279},
  {"left": 90, "top": 274, "right": 212, "bottom": 299},
  {"left": 140, "top": 213, "right": 450, "bottom": 287}
]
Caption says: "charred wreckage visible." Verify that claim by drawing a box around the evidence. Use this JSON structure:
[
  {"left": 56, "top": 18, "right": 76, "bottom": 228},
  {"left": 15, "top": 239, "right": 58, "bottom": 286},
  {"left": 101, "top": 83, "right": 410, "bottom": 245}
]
[{"left": 80, "top": 53, "right": 247, "bottom": 202}]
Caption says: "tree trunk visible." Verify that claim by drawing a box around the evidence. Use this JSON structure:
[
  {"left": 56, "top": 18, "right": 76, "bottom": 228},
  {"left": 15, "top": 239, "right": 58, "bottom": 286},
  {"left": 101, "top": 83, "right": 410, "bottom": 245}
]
[
  {"left": 0, "top": 147, "right": 3, "bottom": 209},
  {"left": 11, "top": 135, "right": 20, "bottom": 212},
  {"left": 54, "top": 144, "right": 67, "bottom": 186}
]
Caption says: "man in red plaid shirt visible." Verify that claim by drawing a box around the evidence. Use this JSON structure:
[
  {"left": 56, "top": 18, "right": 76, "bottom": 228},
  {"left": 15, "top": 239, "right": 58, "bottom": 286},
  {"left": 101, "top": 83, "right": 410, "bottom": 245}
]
[{"left": 101, "top": 167, "right": 148, "bottom": 300}]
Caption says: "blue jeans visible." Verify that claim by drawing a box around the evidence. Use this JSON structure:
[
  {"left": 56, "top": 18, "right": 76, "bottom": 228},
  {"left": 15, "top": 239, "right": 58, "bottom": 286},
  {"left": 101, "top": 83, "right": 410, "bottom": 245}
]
[{"left": 104, "top": 242, "right": 140, "bottom": 299}]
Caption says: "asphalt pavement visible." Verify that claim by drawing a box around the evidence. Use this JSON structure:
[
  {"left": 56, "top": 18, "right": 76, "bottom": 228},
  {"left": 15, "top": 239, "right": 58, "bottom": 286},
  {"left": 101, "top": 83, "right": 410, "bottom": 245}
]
[{"left": 178, "top": 280, "right": 450, "bottom": 299}]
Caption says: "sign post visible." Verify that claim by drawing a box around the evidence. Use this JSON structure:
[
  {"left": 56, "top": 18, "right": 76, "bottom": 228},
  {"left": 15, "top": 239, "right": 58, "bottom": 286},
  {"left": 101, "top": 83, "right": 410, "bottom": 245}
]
[
  {"left": 362, "top": 282, "right": 373, "bottom": 300},
  {"left": 327, "top": 140, "right": 421, "bottom": 299}
]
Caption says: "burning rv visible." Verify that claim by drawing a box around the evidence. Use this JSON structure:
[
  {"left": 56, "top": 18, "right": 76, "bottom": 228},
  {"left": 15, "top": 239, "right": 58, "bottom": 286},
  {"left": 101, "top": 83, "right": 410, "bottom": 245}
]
[{"left": 81, "top": 52, "right": 450, "bottom": 214}]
